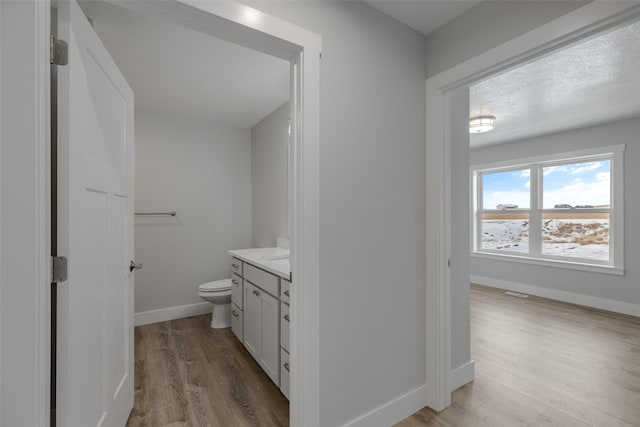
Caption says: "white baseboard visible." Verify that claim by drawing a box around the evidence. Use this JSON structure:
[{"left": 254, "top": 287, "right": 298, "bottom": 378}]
[
  {"left": 134, "top": 301, "right": 212, "bottom": 326},
  {"left": 340, "top": 384, "right": 427, "bottom": 427},
  {"left": 471, "top": 275, "right": 640, "bottom": 317},
  {"left": 449, "top": 360, "right": 474, "bottom": 392}
]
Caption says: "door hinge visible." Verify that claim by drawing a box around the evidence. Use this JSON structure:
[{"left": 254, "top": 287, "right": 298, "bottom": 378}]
[
  {"left": 50, "top": 35, "right": 68, "bottom": 66},
  {"left": 51, "top": 256, "right": 68, "bottom": 283}
]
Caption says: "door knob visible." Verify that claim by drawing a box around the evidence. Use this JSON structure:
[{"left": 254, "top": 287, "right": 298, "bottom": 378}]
[{"left": 129, "top": 261, "right": 143, "bottom": 272}]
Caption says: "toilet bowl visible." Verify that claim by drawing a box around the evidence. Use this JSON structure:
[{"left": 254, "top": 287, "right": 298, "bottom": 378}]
[{"left": 198, "top": 279, "right": 232, "bottom": 329}]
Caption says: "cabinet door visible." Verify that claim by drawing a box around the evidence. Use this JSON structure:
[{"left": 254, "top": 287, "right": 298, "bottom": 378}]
[
  {"left": 243, "top": 282, "right": 261, "bottom": 360},
  {"left": 259, "top": 289, "right": 280, "bottom": 385}
]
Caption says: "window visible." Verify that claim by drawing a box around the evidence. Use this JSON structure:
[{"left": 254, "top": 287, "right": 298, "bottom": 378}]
[
  {"left": 479, "top": 169, "right": 530, "bottom": 254},
  {"left": 472, "top": 145, "right": 624, "bottom": 274}
]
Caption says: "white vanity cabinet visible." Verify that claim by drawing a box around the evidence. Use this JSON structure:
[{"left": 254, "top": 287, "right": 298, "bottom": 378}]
[
  {"left": 228, "top": 248, "right": 290, "bottom": 398},
  {"left": 244, "top": 281, "right": 280, "bottom": 385}
]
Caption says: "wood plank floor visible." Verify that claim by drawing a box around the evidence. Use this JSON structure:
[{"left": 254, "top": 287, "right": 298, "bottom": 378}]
[
  {"left": 126, "top": 315, "right": 289, "bottom": 427},
  {"left": 396, "top": 284, "right": 640, "bottom": 427}
]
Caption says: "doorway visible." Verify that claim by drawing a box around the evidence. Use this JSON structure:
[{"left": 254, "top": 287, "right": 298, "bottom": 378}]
[
  {"left": 75, "top": 1, "right": 291, "bottom": 424},
  {"left": 465, "top": 15, "right": 640, "bottom": 424},
  {"left": 50, "top": 1, "right": 320, "bottom": 426},
  {"left": 426, "top": 0, "right": 640, "bottom": 412}
]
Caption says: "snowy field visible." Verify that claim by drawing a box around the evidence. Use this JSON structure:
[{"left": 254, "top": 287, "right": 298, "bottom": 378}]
[{"left": 482, "top": 219, "right": 609, "bottom": 261}]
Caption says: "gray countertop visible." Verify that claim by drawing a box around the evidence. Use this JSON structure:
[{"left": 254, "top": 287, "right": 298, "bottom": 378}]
[{"left": 228, "top": 247, "right": 290, "bottom": 280}]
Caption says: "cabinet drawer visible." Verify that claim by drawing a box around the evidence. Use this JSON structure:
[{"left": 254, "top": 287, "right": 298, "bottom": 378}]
[
  {"left": 231, "top": 273, "right": 243, "bottom": 309},
  {"left": 231, "top": 303, "right": 243, "bottom": 342},
  {"left": 231, "top": 258, "right": 243, "bottom": 277},
  {"left": 280, "top": 348, "right": 290, "bottom": 400},
  {"left": 280, "top": 303, "right": 290, "bottom": 353},
  {"left": 280, "top": 279, "right": 291, "bottom": 305},
  {"left": 244, "top": 262, "right": 279, "bottom": 297}
]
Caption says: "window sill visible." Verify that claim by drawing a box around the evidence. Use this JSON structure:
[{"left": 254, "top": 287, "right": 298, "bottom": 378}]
[{"left": 471, "top": 251, "right": 624, "bottom": 276}]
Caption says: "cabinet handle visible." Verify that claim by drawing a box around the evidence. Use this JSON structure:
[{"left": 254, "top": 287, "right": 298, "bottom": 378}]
[
  {"left": 232, "top": 310, "right": 239, "bottom": 317},
  {"left": 232, "top": 263, "right": 239, "bottom": 268},
  {"left": 253, "top": 290, "right": 260, "bottom": 296},
  {"left": 232, "top": 279, "right": 239, "bottom": 285},
  {"left": 283, "top": 362, "right": 290, "bottom": 372},
  {"left": 284, "top": 290, "right": 290, "bottom": 297},
  {"left": 283, "top": 314, "right": 290, "bottom": 322}
]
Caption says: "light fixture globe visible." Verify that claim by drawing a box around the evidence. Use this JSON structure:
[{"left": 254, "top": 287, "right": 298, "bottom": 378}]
[{"left": 469, "top": 115, "right": 496, "bottom": 133}]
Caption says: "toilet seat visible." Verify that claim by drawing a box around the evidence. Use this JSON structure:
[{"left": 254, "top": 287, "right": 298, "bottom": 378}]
[{"left": 199, "top": 279, "right": 232, "bottom": 293}]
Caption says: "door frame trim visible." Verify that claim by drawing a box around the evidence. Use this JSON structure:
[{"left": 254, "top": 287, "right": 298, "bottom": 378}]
[
  {"left": 35, "top": 1, "right": 321, "bottom": 426},
  {"left": 0, "top": 1, "right": 52, "bottom": 425},
  {"left": 425, "top": 0, "right": 640, "bottom": 411}
]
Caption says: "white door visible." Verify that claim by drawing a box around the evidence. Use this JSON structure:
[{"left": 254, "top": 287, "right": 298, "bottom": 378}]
[{"left": 56, "top": 1, "right": 135, "bottom": 426}]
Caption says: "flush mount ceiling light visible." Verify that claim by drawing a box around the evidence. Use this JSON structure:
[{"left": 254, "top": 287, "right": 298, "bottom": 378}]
[{"left": 469, "top": 116, "right": 496, "bottom": 134}]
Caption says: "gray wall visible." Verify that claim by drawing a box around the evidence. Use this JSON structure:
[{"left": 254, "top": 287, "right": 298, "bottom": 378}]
[
  {"left": 134, "top": 111, "right": 252, "bottom": 313},
  {"left": 251, "top": 101, "right": 289, "bottom": 247},
  {"left": 425, "top": 0, "right": 589, "bottom": 77},
  {"left": 244, "top": 2, "right": 428, "bottom": 425},
  {"left": 470, "top": 117, "right": 640, "bottom": 306}
]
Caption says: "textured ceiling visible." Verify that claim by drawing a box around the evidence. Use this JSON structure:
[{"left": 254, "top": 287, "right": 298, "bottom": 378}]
[
  {"left": 470, "top": 19, "right": 640, "bottom": 147},
  {"left": 78, "top": 1, "right": 290, "bottom": 128},
  {"left": 364, "top": 0, "right": 481, "bottom": 36}
]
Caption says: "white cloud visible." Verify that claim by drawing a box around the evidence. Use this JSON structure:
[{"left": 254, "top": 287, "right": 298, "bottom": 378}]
[
  {"left": 543, "top": 161, "right": 604, "bottom": 177},
  {"left": 569, "top": 161, "right": 602, "bottom": 175},
  {"left": 520, "top": 170, "right": 531, "bottom": 177},
  {"left": 542, "top": 174, "right": 610, "bottom": 207}
]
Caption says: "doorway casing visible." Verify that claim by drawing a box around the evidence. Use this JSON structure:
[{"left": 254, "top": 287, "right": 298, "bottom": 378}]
[
  {"left": 21, "top": 1, "right": 321, "bottom": 426},
  {"left": 90, "top": 0, "right": 321, "bottom": 426},
  {"left": 101, "top": 4, "right": 321, "bottom": 426},
  {"left": 425, "top": 0, "right": 640, "bottom": 411}
]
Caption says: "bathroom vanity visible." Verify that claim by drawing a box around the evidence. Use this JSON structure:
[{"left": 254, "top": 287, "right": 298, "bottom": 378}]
[{"left": 228, "top": 247, "right": 291, "bottom": 400}]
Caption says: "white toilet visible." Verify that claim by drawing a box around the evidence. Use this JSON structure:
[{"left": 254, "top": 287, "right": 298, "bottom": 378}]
[{"left": 198, "top": 279, "right": 232, "bottom": 328}]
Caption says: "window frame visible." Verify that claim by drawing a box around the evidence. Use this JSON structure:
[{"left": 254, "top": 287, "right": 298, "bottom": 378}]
[{"left": 471, "top": 144, "right": 625, "bottom": 275}]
